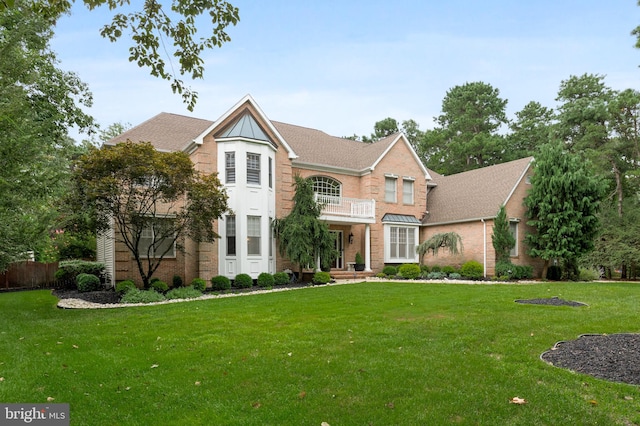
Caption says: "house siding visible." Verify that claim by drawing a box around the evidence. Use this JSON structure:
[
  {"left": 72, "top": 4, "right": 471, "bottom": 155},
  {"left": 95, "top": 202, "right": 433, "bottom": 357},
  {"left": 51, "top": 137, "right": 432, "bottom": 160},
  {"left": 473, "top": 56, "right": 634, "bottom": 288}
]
[{"left": 104, "top": 97, "right": 542, "bottom": 284}]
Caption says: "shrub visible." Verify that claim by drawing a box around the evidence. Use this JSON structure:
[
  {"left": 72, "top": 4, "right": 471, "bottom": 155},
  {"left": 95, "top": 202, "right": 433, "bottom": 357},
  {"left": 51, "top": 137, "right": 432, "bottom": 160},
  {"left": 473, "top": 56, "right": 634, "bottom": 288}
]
[
  {"left": 234, "top": 273, "right": 253, "bottom": 288},
  {"left": 495, "top": 261, "right": 533, "bottom": 280},
  {"left": 166, "top": 286, "right": 203, "bottom": 300},
  {"left": 150, "top": 280, "right": 169, "bottom": 293},
  {"left": 120, "top": 289, "right": 166, "bottom": 304},
  {"left": 420, "top": 264, "right": 430, "bottom": 275},
  {"left": 76, "top": 273, "right": 101, "bottom": 292},
  {"left": 442, "top": 265, "right": 456, "bottom": 276},
  {"left": 355, "top": 252, "right": 364, "bottom": 264},
  {"left": 460, "top": 260, "right": 484, "bottom": 280},
  {"left": 273, "top": 272, "right": 290, "bottom": 286},
  {"left": 398, "top": 263, "right": 421, "bottom": 280},
  {"left": 513, "top": 265, "right": 533, "bottom": 280},
  {"left": 312, "top": 271, "right": 331, "bottom": 284},
  {"left": 376, "top": 272, "right": 387, "bottom": 278},
  {"left": 172, "top": 275, "right": 184, "bottom": 288},
  {"left": 579, "top": 268, "right": 600, "bottom": 282},
  {"left": 430, "top": 265, "right": 441, "bottom": 273},
  {"left": 190, "top": 278, "right": 207, "bottom": 292},
  {"left": 547, "top": 265, "right": 562, "bottom": 281},
  {"left": 55, "top": 260, "right": 106, "bottom": 285},
  {"left": 495, "top": 261, "right": 514, "bottom": 279},
  {"left": 210, "top": 275, "right": 231, "bottom": 291},
  {"left": 427, "top": 271, "right": 446, "bottom": 280},
  {"left": 257, "top": 272, "right": 275, "bottom": 288},
  {"left": 382, "top": 265, "right": 397, "bottom": 276},
  {"left": 448, "top": 273, "right": 462, "bottom": 280},
  {"left": 115, "top": 280, "right": 137, "bottom": 296}
]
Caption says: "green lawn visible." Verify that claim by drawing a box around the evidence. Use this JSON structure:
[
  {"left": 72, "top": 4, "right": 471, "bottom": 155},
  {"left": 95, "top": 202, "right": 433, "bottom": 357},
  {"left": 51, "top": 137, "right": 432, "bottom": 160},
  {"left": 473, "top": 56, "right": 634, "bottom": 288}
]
[{"left": 1, "top": 282, "right": 640, "bottom": 425}]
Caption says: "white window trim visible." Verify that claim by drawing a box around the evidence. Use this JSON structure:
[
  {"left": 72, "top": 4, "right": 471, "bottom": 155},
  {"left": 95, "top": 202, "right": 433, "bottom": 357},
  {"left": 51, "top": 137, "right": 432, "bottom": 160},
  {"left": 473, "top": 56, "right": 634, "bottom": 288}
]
[
  {"left": 384, "top": 224, "right": 419, "bottom": 263},
  {"left": 385, "top": 176, "right": 397, "bottom": 203},
  {"left": 509, "top": 221, "right": 519, "bottom": 257}
]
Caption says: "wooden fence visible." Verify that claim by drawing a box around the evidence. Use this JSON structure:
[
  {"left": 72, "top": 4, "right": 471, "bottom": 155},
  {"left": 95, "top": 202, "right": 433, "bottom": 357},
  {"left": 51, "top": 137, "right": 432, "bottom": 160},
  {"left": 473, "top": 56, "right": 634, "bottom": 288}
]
[{"left": 1, "top": 261, "right": 59, "bottom": 289}]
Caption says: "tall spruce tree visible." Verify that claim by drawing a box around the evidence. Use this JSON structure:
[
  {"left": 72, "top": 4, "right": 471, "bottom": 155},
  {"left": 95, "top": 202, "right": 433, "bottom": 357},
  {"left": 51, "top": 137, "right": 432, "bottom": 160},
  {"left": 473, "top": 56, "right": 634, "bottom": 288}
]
[{"left": 524, "top": 142, "right": 605, "bottom": 279}]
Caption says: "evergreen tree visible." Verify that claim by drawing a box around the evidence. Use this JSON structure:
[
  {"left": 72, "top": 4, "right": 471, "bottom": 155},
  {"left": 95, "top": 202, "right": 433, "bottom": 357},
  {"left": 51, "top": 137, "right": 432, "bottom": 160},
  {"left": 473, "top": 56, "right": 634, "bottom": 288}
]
[
  {"left": 273, "top": 175, "right": 336, "bottom": 276},
  {"left": 524, "top": 142, "right": 605, "bottom": 279},
  {"left": 492, "top": 205, "right": 515, "bottom": 264}
]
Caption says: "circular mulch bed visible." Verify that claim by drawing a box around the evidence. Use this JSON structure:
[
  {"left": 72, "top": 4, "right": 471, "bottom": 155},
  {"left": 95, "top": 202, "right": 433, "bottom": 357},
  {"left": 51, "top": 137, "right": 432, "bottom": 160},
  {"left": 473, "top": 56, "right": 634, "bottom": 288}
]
[
  {"left": 541, "top": 334, "right": 640, "bottom": 386},
  {"left": 515, "top": 296, "right": 587, "bottom": 307}
]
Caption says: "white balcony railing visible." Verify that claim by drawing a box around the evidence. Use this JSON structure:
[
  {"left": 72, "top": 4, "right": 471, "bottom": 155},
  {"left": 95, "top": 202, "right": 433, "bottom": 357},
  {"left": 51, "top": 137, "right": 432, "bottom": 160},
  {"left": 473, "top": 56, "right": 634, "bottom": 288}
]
[{"left": 315, "top": 194, "right": 375, "bottom": 219}]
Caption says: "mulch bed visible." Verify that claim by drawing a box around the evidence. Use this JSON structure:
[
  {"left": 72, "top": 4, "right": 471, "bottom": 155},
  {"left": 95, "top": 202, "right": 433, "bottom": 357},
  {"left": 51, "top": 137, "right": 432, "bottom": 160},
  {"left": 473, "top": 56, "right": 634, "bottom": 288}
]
[
  {"left": 515, "top": 296, "right": 587, "bottom": 307},
  {"left": 541, "top": 334, "right": 640, "bottom": 386}
]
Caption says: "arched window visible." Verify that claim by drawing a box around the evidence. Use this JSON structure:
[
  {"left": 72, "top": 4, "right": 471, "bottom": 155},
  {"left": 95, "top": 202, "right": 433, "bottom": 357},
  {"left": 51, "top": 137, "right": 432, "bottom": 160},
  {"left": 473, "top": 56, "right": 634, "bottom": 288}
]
[{"left": 311, "top": 176, "right": 341, "bottom": 204}]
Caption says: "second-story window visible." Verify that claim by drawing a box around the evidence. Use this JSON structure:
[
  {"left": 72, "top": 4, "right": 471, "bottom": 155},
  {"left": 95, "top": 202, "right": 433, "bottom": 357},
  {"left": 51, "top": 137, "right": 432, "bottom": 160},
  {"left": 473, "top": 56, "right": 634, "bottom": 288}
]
[
  {"left": 247, "top": 153, "right": 261, "bottom": 184},
  {"left": 403, "top": 179, "right": 414, "bottom": 204},
  {"left": 225, "top": 152, "right": 235, "bottom": 184},
  {"left": 311, "top": 176, "right": 341, "bottom": 204},
  {"left": 385, "top": 176, "right": 397, "bottom": 203}
]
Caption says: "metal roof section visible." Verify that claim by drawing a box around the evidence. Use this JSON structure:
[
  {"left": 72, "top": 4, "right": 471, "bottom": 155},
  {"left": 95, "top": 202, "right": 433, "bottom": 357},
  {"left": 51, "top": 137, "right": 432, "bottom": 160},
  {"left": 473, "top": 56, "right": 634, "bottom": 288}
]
[{"left": 218, "top": 112, "right": 270, "bottom": 141}]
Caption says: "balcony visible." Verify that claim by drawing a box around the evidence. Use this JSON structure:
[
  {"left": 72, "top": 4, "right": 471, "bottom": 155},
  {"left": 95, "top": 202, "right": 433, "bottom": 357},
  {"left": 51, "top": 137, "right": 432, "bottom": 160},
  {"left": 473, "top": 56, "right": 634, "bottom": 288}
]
[{"left": 315, "top": 194, "right": 376, "bottom": 223}]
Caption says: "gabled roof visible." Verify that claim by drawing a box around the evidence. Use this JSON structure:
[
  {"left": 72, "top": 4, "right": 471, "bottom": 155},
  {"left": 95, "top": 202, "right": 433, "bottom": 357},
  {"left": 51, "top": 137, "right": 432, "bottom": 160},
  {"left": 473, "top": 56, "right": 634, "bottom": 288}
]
[
  {"left": 103, "top": 95, "right": 430, "bottom": 179},
  {"left": 273, "top": 122, "right": 430, "bottom": 178},
  {"left": 423, "top": 157, "right": 534, "bottom": 226},
  {"left": 104, "top": 112, "right": 213, "bottom": 152}
]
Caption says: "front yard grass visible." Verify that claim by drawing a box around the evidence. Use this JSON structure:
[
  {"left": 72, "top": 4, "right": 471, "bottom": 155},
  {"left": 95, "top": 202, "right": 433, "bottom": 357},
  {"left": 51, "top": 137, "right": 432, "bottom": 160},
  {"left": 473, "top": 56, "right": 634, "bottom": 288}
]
[{"left": 1, "top": 282, "right": 640, "bottom": 425}]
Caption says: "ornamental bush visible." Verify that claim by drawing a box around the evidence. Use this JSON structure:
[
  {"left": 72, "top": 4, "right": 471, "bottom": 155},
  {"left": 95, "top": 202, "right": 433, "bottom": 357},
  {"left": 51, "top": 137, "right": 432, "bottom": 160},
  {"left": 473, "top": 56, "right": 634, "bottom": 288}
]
[
  {"left": 312, "top": 271, "right": 331, "bottom": 284},
  {"left": 427, "top": 271, "right": 446, "bottom": 280},
  {"left": 150, "top": 280, "right": 169, "bottom": 293},
  {"left": 210, "top": 275, "right": 231, "bottom": 291},
  {"left": 166, "top": 286, "right": 203, "bottom": 300},
  {"left": 460, "top": 260, "right": 483, "bottom": 280},
  {"left": 430, "top": 265, "right": 441, "bottom": 273},
  {"left": 398, "top": 263, "right": 421, "bottom": 280},
  {"left": 76, "top": 273, "right": 101, "bottom": 292},
  {"left": 448, "top": 273, "right": 462, "bottom": 280},
  {"left": 190, "top": 278, "right": 207, "bottom": 292},
  {"left": 55, "top": 260, "right": 106, "bottom": 285},
  {"left": 120, "top": 289, "right": 166, "bottom": 304},
  {"left": 273, "top": 272, "right": 290, "bottom": 286},
  {"left": 234, "top": 273, "right": 253, "bottom": 288},
  {"left": 257, "top": 272, "right": 275, "bottom": 288},
  {"left": 382, "top": 265, "right": 397, "bottom": 276},
  {"left": 115, "top": 280, "right": 137, "bottom": 296},
  {"left": 172, "top": 275, "right": 184, "bottom": 288},
  {"left": 442, "top": 265, "right": 456, "bottom": 276}
]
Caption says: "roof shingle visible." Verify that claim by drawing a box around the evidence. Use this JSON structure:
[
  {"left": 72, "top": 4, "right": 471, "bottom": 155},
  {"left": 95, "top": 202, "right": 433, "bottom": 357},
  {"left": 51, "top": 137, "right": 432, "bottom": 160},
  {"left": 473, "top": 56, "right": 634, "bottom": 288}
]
[{"left": 423, "top": 157, "right": 533, "bottom": 225}]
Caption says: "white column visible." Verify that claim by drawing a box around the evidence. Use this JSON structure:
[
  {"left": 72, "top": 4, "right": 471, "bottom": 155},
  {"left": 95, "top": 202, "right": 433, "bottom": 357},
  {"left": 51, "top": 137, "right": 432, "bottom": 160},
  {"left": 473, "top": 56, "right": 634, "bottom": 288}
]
[{"left": 365, "top": 224, "right": 372, "bottom": 271}]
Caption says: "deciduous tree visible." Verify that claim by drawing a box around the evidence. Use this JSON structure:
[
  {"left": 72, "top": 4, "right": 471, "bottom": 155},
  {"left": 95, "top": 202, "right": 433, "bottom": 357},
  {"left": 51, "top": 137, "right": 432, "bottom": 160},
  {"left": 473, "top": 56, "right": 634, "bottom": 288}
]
[
  {"left": 71, "top": 141, "right": 228, "bottom": 288},
  {"left": 2, "top": 0, "right": 240, "bottom": 111},
  {"left": 0, "top": 4, "right": 93, "bottom": 270}
]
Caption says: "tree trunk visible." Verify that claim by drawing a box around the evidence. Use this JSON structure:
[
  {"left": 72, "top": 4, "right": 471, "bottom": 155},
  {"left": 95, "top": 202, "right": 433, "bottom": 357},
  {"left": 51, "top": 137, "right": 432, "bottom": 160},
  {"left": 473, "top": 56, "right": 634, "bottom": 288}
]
[{"left": 541, "top": 259, "right": 549, "bottom": 280}]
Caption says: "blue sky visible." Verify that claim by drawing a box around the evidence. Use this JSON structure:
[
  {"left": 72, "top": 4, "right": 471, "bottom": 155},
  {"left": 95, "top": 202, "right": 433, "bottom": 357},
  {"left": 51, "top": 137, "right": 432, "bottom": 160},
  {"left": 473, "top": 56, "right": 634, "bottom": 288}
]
[{"left": 51, "top": 1, "right": 640, "bottom": 141}]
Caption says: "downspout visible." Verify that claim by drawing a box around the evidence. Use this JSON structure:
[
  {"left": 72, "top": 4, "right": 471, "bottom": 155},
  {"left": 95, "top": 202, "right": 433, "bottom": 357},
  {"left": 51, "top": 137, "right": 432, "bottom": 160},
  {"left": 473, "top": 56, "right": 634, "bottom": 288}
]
[{"left": 481, "top": 219, "right": 487, "bottom": 278}]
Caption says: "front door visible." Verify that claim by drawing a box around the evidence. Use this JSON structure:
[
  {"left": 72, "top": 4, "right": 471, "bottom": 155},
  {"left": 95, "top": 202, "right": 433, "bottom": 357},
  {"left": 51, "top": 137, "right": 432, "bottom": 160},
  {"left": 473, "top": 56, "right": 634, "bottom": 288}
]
[{"left": 330, "top": 230, "right": 344, "bottom": 269}]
